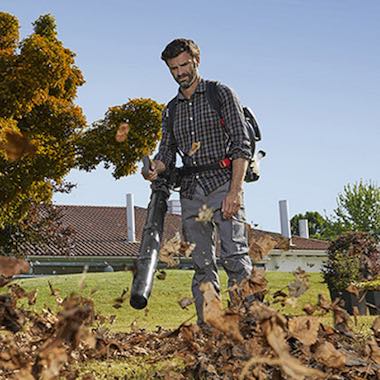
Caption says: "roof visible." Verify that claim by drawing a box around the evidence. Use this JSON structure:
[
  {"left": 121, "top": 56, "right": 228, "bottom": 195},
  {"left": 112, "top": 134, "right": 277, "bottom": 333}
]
[
  {"left": 246, "top": 227, "right": 329, "bottom": 251},
  {"left": 27, "top": 204, "right": 329, "bottom": 257}
]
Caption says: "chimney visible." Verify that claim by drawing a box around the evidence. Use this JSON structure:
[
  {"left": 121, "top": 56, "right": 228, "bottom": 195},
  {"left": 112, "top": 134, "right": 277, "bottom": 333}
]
[
  {"left": 298, "top": 219, "right": 309, "bottom": 239},
  {"left": 279, "top": 200, "right": 291, "bottom": 239},
  {"left": 167, "top": 199, "right": 181, "bottom": 215},
  {"left": 126, "top": 193, "right": 136, "bottom": 242}
]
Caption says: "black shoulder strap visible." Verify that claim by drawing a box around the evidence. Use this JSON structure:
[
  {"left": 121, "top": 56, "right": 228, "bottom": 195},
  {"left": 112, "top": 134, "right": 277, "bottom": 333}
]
[
  {"left": 166, "top": 96, "right": 183, "bottom": 159},
  {"left": 205, "top": 80, "right": 222, "bottom": 117},
  {"left": 166, "top": 96, "right": 177, "bottom": 134}
]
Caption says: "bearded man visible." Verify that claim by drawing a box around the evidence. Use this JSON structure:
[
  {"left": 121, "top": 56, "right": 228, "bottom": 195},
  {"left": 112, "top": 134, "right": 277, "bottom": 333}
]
[{"left": 142, "top": 38, "right": 252, "bottom": 325}]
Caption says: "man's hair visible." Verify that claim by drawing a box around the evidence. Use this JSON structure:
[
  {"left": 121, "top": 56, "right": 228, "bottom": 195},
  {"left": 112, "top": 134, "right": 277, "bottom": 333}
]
[{"left": 161, "top": 38, "right": 200, "bottom": 63}]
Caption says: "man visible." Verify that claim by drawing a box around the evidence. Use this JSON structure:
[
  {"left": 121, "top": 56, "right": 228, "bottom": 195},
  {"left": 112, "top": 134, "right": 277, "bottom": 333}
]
[{"left": 142, "top": 38, "right": 252, "bottom": 324}]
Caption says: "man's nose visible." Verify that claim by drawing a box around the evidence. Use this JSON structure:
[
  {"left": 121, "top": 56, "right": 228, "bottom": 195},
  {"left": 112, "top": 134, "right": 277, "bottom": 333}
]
[{"left": 177, "top": 67, "right": 184, "bottom": 76}]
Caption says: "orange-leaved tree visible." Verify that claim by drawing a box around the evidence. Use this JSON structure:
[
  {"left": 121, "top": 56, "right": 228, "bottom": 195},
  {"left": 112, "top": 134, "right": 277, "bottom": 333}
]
[
  {"left": 0, "top": 13, "right": 163, "bottom": 256},
  {"left": 0, "top": 12, "right": 86, "bottom": 229}
]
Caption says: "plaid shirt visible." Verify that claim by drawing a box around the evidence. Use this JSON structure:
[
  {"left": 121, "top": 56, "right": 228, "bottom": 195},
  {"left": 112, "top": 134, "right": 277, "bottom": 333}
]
[{"left": 155, "top": 78, "right": 251, "bottom": 199}]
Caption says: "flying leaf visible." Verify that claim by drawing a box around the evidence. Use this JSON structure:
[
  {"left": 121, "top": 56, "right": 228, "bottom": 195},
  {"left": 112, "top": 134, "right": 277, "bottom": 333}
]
[
  {"left": 195, "top": 205, "right": 214, "bottom": 224},
  {"left": 200, "top": 282, "right": 243, "bottom": 342},
  {"left": 156, "top": 270, "right": 167, "bottom": 280},
  {"left": 188, "top": 141, "right": 201, "bottom": 156},
  {"left": 159, "top": 232, "right": 181, "bottom": 267},
  {"left": 178, "top": 297, "right": 194, "bottom": 310},
  {"left": 248, "top": 234, "right": 277, "bottom": 261},
  {"left": 112, "top": 288, "right": 128, "bottom": 309},
  {"left": 0, "top": 128, "right": 36, "bottom": 161},
  {"left": 180, "top": 241, "right": 196, "bottom": 257},
  {"left": 0, "top": 256, "right": 30, "bottom": 277},
  {"left": 115, "top": 122, "right": 130, "bottom": 142},
  {"left": 288, "top": 268, "right": 309, "bottom": 298}
]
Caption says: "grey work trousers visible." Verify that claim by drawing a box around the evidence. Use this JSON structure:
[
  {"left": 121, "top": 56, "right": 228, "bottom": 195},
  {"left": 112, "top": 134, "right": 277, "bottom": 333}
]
[{"left": 180, "top": 181, "right": 252, "bottom": 323}]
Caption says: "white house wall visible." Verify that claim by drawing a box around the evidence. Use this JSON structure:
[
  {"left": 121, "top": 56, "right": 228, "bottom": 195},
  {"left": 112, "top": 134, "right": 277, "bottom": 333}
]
[{"left": 265, "top": 249, "right": 328, "bottom": 273}]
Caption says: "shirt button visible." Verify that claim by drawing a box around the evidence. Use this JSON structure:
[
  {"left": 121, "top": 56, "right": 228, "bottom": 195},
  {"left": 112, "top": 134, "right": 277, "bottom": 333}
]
[
  {"left": 196, "top": 175, "right": 199, "bottom": 179},
  {"left": 189, "top": 117, "right": 193, "bottom": 121},
  {"left": 191, "top": 131, "right": 195, "bottom": 135},
  {"left": 193, "top": 160, "right": 196, "bottom": 164},
  {"left": 189, "top": 102, "right": 192, "bottom": 106}
]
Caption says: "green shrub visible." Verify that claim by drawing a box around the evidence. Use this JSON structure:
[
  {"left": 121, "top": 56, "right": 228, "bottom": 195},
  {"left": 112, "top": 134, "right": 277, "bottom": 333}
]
[{"left": 322, "top": 232, "right": 380, "bottom": 293}]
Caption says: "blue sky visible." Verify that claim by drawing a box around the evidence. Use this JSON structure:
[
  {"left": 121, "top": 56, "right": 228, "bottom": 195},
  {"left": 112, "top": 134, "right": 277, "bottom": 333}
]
[{"left": 3, "top": 0, "right": 380, "bottom": 232}]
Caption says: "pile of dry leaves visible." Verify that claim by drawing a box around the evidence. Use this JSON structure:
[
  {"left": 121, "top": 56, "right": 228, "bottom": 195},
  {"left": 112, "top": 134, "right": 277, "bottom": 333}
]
[{"left": 1, "top": 247, "right": 380, "bottom": 379}]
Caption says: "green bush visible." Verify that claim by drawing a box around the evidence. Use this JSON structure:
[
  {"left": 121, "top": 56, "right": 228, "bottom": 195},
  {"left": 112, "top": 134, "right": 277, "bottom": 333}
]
[{"left": 322, "top": 232, "right": 380, "bottom": 294}]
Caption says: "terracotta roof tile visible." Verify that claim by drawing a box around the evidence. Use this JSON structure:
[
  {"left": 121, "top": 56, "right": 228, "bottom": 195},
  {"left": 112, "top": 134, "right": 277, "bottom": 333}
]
[{"left": 26, "top": 205, "right": 329, "bottom": 257}]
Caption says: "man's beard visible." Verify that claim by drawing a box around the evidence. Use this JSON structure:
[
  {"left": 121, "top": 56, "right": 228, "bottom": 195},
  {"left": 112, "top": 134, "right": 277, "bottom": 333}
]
[{"left": 176, "top": 69, "right": 198, "bottom": 89}]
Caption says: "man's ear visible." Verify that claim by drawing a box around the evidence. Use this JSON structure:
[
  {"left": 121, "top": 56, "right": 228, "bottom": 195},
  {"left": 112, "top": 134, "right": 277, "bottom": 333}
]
[{"left": 193, "top": 56, "right": 200, "bottom": 67}]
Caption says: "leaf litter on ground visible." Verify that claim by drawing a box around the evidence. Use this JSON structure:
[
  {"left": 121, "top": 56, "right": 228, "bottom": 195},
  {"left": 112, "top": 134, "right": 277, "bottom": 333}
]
[{"left": 1, "top": 256, "right": 380, "bottom": 379}]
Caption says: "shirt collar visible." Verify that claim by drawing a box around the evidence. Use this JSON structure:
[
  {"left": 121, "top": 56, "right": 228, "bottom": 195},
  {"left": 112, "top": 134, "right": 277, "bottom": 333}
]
[{"left": 177, "top": 78, "right": 206, "bottom": 101}]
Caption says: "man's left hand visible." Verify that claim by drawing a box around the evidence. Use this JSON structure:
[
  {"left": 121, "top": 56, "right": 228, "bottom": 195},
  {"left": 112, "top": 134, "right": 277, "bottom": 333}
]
[{"left": 222, "top": 190, "right": 242, "bottom": 219}]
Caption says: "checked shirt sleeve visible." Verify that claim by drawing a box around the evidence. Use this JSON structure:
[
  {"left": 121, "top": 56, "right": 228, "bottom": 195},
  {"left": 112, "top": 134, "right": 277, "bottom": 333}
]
[
  {"left": 153, "top": 108, "right": 176, "bottom": 171},
  {"left": 218, "top": 84, "right": 252, "bottom": 161}
]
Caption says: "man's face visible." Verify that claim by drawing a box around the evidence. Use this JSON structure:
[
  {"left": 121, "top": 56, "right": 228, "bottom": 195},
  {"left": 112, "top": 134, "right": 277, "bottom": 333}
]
[{"left": 166, "top": 51, "right": 199, "bottom": 89}]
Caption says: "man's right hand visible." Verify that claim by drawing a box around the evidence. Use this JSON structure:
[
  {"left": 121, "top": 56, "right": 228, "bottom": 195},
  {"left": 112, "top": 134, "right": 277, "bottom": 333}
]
[{"left": 141, "top": 159, "right": 165, "bottom": 182}]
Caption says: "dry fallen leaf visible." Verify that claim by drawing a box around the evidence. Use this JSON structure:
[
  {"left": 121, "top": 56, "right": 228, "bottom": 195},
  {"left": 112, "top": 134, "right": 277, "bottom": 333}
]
[
  {"left": 195, "top": 205, "right": 214, "bottom": 224},
  {"left": 179, "top": 241, "right": 196, "bottom": 258},
  {"left": 76, "top": 327, "right": 96, "bottom": 349},
  {"left": 0, "top": 246, "right": 378, "bottom": 380},
  {"left": 261, "top": 319, "right": 325, "bottom": 380},
  {"left": 248, "top": 234, "right": 277, "bottom": 261},
  {"left": 317, "top": 293, "right": 332, "bottom": 313},
  {"left": 160, "top": 232, "right": 181, "bottom": 268},
  {"left": 302, "top": 303, "right": 316, "bottom": 315},
  {"left": 0, "top": 256, "right": 30, "bottom": 278},
  {"left": 109, "top": 315, "right": 117, "bottom": 325},
  {"left": 47, "top": 281, "right": 58, "bottom": 297},
  {"left": 200, "top": 282, "right": 243, "bottom": 342},
  {"left": 0, "top": 128, "right": 36, "bottom": 161},
  {"left": 188, "top": 141, "right": 201, "bottom": 156},
  {"left": 156, "top": 270, "right": 167, "bottom": 280},
  {"left": 112, "top": 288, "right": 128, "bottom": 309},
  {"left": 367, "top": 337, "right": 380, "bottom": 364},
  {"left": 115, "top": 122, "right": 130, "bottom": 142},
  {"left": 178, "top": 297, "right": 194, "bottom": 310},
  {"left": 27, "top": 290, "right": 38, "bottom": 306},
  {"left": 0, "top": 275, "right": 12, "bottom": 288},
  {"left": 288, "top": 268, "right": 309, "bottom": 298},
  {"left": 314, "top": 341, "right": 346, "bottom": 368},
  {"left": 372, "top": 316, "right": 380, "bottom": 338},
  {"left": 9, "top": 284, "right": 26, "bottom": 300},
  {"left": 130, "top": 319, "right": 138, "bottom": 332},
  {"left": 332, "top": 303, "right": 352, "bottom": 334},
  {"left": 78, "top": 265, "right": 89, "bottom": 291},
  {"left": 288, "top": 316, "right": 320, "bottom": 346},
  {"left": 234, "top": 267, "right": 268, "bottom": 302},
  {"left": 33, "top": 344, "right": 68, "bottom": 380},
  {"left": 12, "top": 368, "right": 35, "bottom": 380}
]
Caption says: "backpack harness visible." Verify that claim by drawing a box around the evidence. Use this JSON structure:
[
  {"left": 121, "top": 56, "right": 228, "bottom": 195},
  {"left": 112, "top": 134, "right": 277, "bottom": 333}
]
[{"left": 165, "top": 80, "right": 263, "bottom": 182}]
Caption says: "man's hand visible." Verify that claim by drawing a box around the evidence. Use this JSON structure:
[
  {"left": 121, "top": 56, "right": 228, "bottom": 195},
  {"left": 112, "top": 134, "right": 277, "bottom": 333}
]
[
  {"left": 222, "top": 158, "right": 248, "bottom": 219},
  {"left": 222, "top": 189, "right": 243, "bottom": 219},
  {"left": 141, "top": 159, "right": 165, "bottom": 182}
]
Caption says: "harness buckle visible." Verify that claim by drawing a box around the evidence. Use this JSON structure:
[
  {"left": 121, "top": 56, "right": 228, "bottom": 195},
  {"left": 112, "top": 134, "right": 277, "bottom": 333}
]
[{"left": 219, "top": 158, "right": 231, "bottom": 168}]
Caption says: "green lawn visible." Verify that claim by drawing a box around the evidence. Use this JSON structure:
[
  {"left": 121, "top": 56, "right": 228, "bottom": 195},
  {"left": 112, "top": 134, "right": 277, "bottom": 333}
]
[
  {"left": 16, "top": 270, "right": 375, "bottom": 333},
  {"left": 11, "top": 270, "right": 376, "bottom": 379},
  {"left": 18, "top": 270, "right": 198, "bottom": 331}
]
